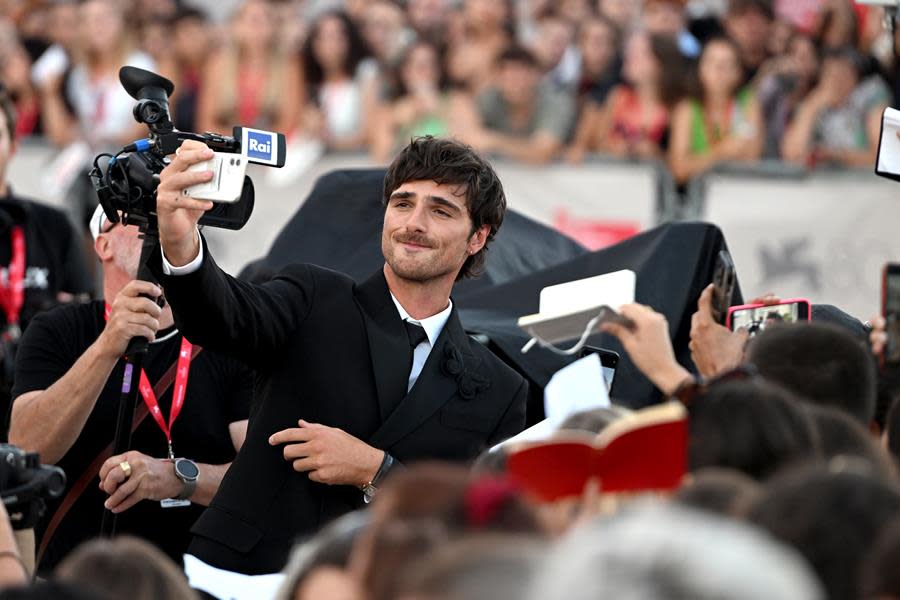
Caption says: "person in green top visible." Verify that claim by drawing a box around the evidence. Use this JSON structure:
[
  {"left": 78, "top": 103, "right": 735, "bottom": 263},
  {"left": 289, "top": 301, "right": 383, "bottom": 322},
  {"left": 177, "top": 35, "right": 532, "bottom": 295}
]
[
  {"left": 668, "top": 37, "right": 764, "bottom": 185},
  {"left": 371, "top": 41, "right": 481, "bottom": 163}
]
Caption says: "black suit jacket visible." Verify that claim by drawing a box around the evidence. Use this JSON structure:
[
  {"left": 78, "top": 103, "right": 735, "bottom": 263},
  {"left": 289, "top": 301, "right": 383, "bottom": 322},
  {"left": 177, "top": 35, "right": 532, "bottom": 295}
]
[{"left": 152, "top": 242, "right": 527, "bottom": 574}]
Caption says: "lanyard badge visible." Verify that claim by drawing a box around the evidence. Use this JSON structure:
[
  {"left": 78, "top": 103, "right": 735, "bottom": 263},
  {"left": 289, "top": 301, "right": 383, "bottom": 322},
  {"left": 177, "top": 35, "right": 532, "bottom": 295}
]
[{"left": 104, "top": 304, "right": 193, "bottom": 459}]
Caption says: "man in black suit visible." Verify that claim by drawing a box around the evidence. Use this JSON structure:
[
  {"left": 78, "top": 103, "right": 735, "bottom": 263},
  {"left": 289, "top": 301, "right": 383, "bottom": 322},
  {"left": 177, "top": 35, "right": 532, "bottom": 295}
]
[{"left": 152, "top": 137, "right": 528, "bottom": 574}]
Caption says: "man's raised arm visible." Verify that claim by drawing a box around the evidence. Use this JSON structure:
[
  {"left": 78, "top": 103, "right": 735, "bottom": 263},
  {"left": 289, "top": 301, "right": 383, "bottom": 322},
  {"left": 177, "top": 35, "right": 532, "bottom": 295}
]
[{"left": 153, "top": 141, "right": 312, "bottom": 365}]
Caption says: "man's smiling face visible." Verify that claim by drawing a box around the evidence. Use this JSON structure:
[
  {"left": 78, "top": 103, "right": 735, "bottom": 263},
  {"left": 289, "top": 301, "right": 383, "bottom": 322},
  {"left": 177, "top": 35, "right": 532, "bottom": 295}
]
[{"left": 381, "top": 179, "right": 487, "bottom": 283}]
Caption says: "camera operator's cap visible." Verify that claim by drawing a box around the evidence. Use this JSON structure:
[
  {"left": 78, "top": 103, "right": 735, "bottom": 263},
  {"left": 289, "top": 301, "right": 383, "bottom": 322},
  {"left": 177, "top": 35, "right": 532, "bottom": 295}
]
[{"left": 89, "top": 204, "right": 110, "bottom": 241}]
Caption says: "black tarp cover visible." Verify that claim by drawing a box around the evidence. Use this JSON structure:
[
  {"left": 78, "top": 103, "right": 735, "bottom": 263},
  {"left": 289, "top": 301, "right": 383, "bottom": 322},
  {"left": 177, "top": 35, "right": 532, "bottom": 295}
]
[{"left": 250, "top": 169, "right": 742, "bottom": 420}]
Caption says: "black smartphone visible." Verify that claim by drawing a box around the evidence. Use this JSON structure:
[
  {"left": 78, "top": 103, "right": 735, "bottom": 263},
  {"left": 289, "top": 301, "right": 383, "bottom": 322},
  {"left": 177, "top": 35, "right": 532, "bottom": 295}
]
[
  {"left": 578, "top": 346, "right": 620, "bottom": 395},
  {"left": 711, "top": 250, "right": 736, "bottom": 325},
  {"left": 883, "top": 263, "right": 900, "bottom": 363}
]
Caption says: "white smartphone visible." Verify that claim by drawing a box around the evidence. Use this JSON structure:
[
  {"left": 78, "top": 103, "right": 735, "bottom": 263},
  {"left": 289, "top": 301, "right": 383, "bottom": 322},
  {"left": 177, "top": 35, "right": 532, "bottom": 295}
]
[{"left": 183, "top": 152, "right": 248, "bottom": 204}]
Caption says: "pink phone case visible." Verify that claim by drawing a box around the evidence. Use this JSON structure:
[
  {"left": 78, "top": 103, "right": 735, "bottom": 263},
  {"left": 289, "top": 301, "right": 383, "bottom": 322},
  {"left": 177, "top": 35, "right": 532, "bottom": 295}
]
[{"left": 726, "top": 298, "right": 811, "bottom": 330}]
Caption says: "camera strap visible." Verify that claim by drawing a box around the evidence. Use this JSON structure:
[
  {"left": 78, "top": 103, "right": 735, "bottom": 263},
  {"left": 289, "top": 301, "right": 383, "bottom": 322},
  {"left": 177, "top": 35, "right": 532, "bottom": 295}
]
[
  {"left": 104, "top": 304, "right": 194, "bottom": 460},
  {"left": 0, "top": 226, "right": 26, "bottom": 340},
  {"left": 35, "top": 344, "right": 203, "bottom": 568}
]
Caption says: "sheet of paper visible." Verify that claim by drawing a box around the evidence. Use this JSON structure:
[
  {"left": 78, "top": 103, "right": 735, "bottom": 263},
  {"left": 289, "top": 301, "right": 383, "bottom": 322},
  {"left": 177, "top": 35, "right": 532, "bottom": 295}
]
[
  {"left": 538, "top": 270, "right": 635, "bottom": 318},
  {"left": 878, "top": 107, "right": 900, "bottom": 175},
  {"left": 184, "top": 554, "right": 285, "bottom": 600},
  {"left": 490, "top": 354, "right": 611, "bottom": 452},
  {"left": 543, "top": 353, "right": 611, "bottom": 422}
]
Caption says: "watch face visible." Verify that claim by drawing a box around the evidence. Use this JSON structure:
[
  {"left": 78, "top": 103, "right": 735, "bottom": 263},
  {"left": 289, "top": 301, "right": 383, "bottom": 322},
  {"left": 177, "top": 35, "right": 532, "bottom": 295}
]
[{"left": 176, "top": 459, "right": 199, "bottom": 480}]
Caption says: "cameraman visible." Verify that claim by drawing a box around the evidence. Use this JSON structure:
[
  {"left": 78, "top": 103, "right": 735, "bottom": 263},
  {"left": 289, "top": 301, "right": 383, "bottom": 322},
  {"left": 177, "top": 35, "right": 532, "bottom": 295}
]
[
  {"left": 0, "top": 93, "right": 93, "bottom": 440},
  {"left": 7, "top": 205, "right": 251, "bottom": 573}
]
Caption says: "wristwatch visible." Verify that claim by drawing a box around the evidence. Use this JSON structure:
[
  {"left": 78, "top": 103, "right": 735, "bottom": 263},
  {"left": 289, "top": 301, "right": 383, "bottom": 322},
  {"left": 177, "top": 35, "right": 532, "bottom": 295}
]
[{"left": 173, "top": 458, "right": 200, "bottom": 500}]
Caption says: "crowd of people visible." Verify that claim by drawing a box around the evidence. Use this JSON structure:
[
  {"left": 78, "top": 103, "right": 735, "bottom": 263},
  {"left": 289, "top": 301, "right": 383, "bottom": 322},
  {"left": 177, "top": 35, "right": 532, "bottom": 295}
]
[
  {"left": 0, "top": 0, "right": 897, "bottom": 183},
  {"left": 0, "top": 1, "right": 897, "bottom": 599}
]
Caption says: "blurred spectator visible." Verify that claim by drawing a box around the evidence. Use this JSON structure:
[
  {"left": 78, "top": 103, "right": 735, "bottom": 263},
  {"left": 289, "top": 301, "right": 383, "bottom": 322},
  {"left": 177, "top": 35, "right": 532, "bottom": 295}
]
[
  {"left": 805, "top": 404, "right": 896, "bottom": 478},
  {"left": 748, "top": 322, "right": 878, "bottom": 425},
  {"left": 0, "top": 27, "right": 40, "bottom": 137},
  {"left": 687, "top": 378, "right": 819, "bottom": 480},
  {"left": 767, "top": 17, "right": 795, "bottom": 58},
  {"left": 642, "top": 0, "right": 703, "bottom": 58},
  {"left": 674, "top": 467, "right": 762, "bottom": 517},
  {"left": 598, "top": 0, "right": 640, "bottom": 31},
  {"left": 29, "top": 0, "right": 78, "bottom": 120},
  {"left": 169, "top": 7, "right": 213, "bottom": 133},
  {"left": 393, "top": 534, "right": 545, "bottom": 600},
  {"left": 724, "top": 0, "right": 775, "bottom": 80},
  {"left": 367, "top": 463, "right": 541, "bottom": 536},
  {"left": 757, "top": 32, "right": 821, "bottom": 158},
  {"left": 0, "top": 581, "right": 102, "bottom": 600},
  {"left": 38, "top": 0, "right": 152, "bottom": 150},
  {"left": 351, "top": 518, "right": 447, "bottom": 600},
  {"left": 567, "top": 32, "right": 685, "bottom": 162},
  {"left": 557, "top": 405, "right": 631, "bottom": 434},
  {"left": 529, "top": 13, "right": 579, "bottom": 90},
  {"left": 56, "top": 536, "right": 197, "bottom": 600},
  {"left": 814, "top": 0, "right": 858, "bottom": 50},
  {"left": 138, "top": 16, "right": 171, "bottom": 73},
  {"left": 886, "top": 396, "right": 900, "bottom": 464},
  {"left": 446, "top": 0, "right": 515, "bottom": 93},
  {"left": 407, "top": 0, "right": 453, "bottom": 45},
  {"left": 275, "top": 511, "right": 368, "bottom": 600},
  {"left": 134, "top": 0, "right": 178, "bottom": 22},
  {"left": 557, "top": 0, "right": 594, "bottom": 24},
  {"left": 197, "top": 0, "right": 301, "bottom": 136},
  {"left": 863, "top": 516, "right": 900, "bottom": 600},
  {"left": 573, "top": 15, "right": 621, "bottom": 107},
  {"left": 300, "top": 11, "right": 376, "bottom": 151},
  {"left": 748, "top": 464, "right": 900, "bottom": 600},
  {"left": 474, "top": 46, "right": 575, "bottom": 164},
  {"left": 527, "top": 503, "right": 824, "bottom": 600},
  {"left": 668, "top": 37, "right": 763, "bottom": 184},
  {"left": 360, "top": 1, "right": 410, "bottom": 73},
  {"left": 370, "top": 41, "right": 481, "bottom": 163},
  {"left": 781, "top": 46, "right": 888, "bottom": 168}
]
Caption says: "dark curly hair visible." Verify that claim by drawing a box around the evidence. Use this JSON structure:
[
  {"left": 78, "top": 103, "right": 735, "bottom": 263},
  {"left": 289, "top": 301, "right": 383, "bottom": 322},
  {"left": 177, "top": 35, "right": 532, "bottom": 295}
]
[
  {"left": 301, "top": 11, "right": 370, "bottom": 93},
  {"left": 382, "top": 136, "right": 507, "bottom": 280}
]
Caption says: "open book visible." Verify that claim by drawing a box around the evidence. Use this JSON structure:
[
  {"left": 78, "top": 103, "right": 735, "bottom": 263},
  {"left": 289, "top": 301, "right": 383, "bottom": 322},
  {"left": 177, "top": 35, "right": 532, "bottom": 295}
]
[
  {"left": 518, "top": 270, "right": 635, "bottom": 351},
  {"left": 505, "top": 402, "right": 687, "bottom": 502}
]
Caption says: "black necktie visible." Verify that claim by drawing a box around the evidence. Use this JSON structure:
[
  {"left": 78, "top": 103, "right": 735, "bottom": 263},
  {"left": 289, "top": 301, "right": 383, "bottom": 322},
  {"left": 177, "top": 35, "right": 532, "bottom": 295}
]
[
  {"left": 404, "top": 320, "right": 428, "bottom": 386},
  {"left": 404, "top": 321, "right": 428, "bottom": 351}
]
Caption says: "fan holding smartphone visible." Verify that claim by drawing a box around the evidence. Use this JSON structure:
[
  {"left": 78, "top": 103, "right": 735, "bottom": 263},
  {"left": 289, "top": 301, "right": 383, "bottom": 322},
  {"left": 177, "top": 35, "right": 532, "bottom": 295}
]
[{"left": 881, "top": 263, "right": 900, "bottom": 364}]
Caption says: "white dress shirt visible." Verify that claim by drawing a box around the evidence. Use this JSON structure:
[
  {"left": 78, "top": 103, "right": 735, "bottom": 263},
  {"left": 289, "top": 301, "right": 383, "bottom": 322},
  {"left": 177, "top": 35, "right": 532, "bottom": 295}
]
[{"left": 390, "top": 293, "right": 452, "bottom": 392}]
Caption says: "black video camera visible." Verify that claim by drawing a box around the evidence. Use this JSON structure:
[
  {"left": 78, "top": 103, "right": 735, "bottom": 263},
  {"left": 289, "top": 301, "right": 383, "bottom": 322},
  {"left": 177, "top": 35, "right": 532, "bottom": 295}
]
[
  {"left": 89, "top": 67, "right": 287, "bottom": 232},
  {"left": 0, "top": 445, "right": 65, "bottom": 530}
]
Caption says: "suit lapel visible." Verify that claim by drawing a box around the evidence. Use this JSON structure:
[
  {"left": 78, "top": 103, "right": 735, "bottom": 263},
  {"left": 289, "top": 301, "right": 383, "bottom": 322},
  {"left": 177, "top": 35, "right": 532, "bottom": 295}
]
[
  {"left": 370, "top": 309, "right": 483, "bottom": 450},
  {"left": 356, "top": 269, "right": 409, "bottom": 421}
]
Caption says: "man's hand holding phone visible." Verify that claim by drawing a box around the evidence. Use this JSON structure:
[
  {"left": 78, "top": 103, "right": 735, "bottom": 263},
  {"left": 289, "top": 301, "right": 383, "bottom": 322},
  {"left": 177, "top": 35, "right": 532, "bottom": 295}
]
[
  {"left": 690, "top": 284, "right": 748, "bottom": 379},
  {"left": 156, "top": 141, "right": 216, "bottom": 267}
]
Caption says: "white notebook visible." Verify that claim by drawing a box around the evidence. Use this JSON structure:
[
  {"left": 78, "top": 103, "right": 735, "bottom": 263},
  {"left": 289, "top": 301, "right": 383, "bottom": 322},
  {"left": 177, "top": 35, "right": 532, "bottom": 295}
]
[
  {"left": 517, "top": 270, "right": 635, "bottom": 346},
  {"left": 876, "top": 107, "right": 900, "bottom": 179}
]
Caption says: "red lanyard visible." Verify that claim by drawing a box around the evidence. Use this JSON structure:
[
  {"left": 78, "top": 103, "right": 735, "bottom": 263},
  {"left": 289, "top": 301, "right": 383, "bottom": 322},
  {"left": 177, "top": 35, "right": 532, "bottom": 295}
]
[
  {"left": 104, "top": 304, "right": 193, "bottom": 459},
  {"left": 0, "top": 226, "right": 26, "bottom": 338}
]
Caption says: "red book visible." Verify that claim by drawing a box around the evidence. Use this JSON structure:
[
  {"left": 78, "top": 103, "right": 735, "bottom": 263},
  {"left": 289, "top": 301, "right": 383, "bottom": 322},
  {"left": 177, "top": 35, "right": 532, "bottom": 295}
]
[{"left": 505, "top": 403, "right": 687, "bottom": 502}]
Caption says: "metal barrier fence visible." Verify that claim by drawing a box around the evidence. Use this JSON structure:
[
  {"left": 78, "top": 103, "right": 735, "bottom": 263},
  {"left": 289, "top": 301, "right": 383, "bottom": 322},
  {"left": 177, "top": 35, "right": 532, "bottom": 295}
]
[
  {"left": 691, "top": 163, "right": 899, "bottom": 320},
  {"left": 9, "top": 141, "right": 897, "bottom": 319},
  {"left": 7, "top": 142, "right": 672, "bottom": 274}
]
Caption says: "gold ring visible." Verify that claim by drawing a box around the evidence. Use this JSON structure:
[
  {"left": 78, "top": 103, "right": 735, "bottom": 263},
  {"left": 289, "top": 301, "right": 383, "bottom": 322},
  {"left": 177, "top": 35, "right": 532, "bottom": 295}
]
[{"left": 120, "top": 461, "right": 132, "bottom": 478}]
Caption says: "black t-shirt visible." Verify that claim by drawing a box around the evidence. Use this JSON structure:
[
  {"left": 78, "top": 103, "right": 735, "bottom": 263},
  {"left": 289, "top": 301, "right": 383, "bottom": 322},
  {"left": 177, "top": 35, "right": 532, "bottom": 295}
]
[
  {"left": 12, "top": 300, "right": 252, "bottom": 572},
  {"left": 0, "top": 194, "right": 92, "bottom": 330}
]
